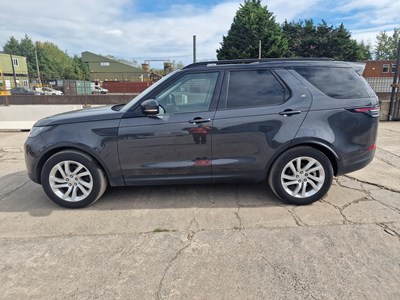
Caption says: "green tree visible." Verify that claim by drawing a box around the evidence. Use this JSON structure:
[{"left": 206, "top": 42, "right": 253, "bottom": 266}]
[
  {"left": 36, "top": 41, "right": 75, "bottom": 82},
  {"left": 2, "top": 36, "right": 20, "bottom": 54},
  {"left": 375, "top": 28, "right": 399, "bottom": 60},
  {"left": 217, "top": 0, "right": 288, "bottom": 59},
  {"left": 2, "top": 34, "right": 90, "bottom": 83},
  {"left": 19, "top": 35, "right": 37, "bottom": 78},
  {"left": 173, "top": 61, "right": 185, "bottom": 69},
  {"left": 71, "top": 55, "right": 90, "bottom": 80},
  {"left": 282, "top": 20, "right": 367, "bottom": 61},
  {"left": 356, "top": 40, "right": 372, "bottom": 61},
  {"left": 282, "top": 19, "right": 318, "bottom": 57},
  {"left": 328, "top": 23, "right": 359, "bottom": 60}
]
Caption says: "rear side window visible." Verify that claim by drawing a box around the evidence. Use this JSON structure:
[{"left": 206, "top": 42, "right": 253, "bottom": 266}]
[
  {"left": 226, "top": 70, "right": 289, "bottom": 109},
  {"left": 294, "top": 67, "right": 370, "bottom": 99}
]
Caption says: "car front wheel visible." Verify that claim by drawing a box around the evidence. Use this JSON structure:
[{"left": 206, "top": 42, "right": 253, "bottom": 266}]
[
  {"left": 41, "top": 150, "right": 107, "bottom": 208},
  {"left": 268, "top": 146, "right": 333, "bottom": 205}
]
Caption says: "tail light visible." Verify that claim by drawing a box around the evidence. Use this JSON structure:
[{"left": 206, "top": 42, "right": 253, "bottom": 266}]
[{"left": 347, "top": 105, "right": 380, "bottom": 118}]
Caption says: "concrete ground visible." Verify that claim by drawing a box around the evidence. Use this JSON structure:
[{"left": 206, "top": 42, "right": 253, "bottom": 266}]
[{"left": 0, "top": 122, "right": 399, "bottom": 299}]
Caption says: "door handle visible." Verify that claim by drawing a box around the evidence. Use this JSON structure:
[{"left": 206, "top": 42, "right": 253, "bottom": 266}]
[
  {"left": 189, "top": 118, "right": 211, "bottom": 124},
  {"left": 279, "top": 110, "right": 302, "bottom": 116}
]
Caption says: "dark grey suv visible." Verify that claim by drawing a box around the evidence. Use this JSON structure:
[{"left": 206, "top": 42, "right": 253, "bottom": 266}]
[{"left": 25, "top": 58, "right": 379, "bottom": 208}]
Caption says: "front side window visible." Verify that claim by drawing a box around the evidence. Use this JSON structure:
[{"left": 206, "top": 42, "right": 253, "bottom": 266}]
[
  {"left": 155, "top": 72, "right": 219, "bottom": 114},
  {"left": 392, "top": 64, "right": 396, "bottom": 73},
  {"left": 226, "top": 70, "right": 288, "bottom": 109}
]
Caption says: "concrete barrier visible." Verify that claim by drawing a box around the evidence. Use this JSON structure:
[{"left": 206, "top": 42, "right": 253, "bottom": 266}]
[
  {"left": 0, "top": 94, "right": 137, "bottom": 130},
  {"left": 0, "top": 105, "right": 97, "bottom": 130},
  {"left": 0, "top": 94, "right": 136, "bottom": 106}
]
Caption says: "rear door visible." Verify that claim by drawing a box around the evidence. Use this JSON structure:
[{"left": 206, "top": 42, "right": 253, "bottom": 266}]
[{"left": 211, "top": 68, "right": 312, "bottom": 182}]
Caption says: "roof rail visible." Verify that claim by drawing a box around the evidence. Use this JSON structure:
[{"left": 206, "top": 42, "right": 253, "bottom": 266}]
[{"left": 183, "top": 57, "right": 333, "bottom": 69}]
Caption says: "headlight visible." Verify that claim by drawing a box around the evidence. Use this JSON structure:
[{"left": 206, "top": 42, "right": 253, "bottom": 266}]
[{"left": 28, "top": 126, "right": 50, "bottom": 138}]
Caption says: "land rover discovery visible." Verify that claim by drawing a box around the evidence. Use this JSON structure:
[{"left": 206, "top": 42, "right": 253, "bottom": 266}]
[{"left": 25, "top": 58, "right": 379, "bottom": 208}]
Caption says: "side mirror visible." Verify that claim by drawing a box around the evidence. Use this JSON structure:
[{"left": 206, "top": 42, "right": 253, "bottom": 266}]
[{"left": 141, "top": 99, "right": 159, "bottom": 115}]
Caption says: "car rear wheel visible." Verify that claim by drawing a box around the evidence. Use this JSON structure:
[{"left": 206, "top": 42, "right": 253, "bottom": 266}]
[
  {"left": 41, "top": 150, "right": 107, "bottom": 208},
  {"left": 268, "top": 146, "right": 333, "bottom": 205}
]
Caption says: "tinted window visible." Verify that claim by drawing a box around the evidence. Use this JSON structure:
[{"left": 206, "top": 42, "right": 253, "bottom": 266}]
[
  {"left": 226, "top": 70, "right": 287, "bottom": 109},
  {"left": 155, "top": 72, "right": 219, "bottom": 113},
  {"left": 294, "top": 67, "right": 370, "bottom": 99}
]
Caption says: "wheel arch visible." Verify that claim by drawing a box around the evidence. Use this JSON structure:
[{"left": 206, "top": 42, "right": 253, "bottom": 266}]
[
  {"left": 36, "top": 146, "right": 110, "bottom": 185},
  {"left": 266, "top": 141, "right": 339, "bottom": 178}
]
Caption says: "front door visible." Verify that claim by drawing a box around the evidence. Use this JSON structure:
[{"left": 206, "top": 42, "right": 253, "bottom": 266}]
[{"left": 118, "top": 71, "right": 220, "bottom": 185}]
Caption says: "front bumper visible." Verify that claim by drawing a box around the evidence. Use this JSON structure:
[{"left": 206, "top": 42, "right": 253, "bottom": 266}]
[{"left": 24, "top": 135, "right": 48, "bottom": 184}]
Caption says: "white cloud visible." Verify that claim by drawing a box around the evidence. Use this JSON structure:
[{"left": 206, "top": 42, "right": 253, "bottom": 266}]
[
  {"left": 0, "top": 0, "right": 397, "bottom": 66},
  {"left": 104, "top": 29, "right": 123, "bottom": 37},
  {"left": 334, "top": 0, "right": 400, "bottom": 27},
  {"left": 351, "top": 28, "right": 396, "bottom": 47},
  {"left": 266, "top": 0, "right": 321, "bottom": 22}
]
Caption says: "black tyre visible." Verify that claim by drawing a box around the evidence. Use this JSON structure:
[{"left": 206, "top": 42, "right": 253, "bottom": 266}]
[
  {"left": 268, "top": 146, "right": 333, "bottom": 205},
  {"left": 41, "top": 150, "right": 107, "bottom": 208}
]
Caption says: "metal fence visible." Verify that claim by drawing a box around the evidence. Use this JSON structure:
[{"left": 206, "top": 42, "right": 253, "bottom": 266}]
[
  {"left": 364, "top": 42, "right": 400, "bottom": 121},
  {"left": 365, "top": 77, "right": 393, "bottom": 93}
]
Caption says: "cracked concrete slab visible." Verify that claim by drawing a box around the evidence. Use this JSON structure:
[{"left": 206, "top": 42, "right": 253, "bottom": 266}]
[
  {"left": 1, "top": 225, "right": 399, "bottom": 300},
  {"left": 335, "top": 176, "right": 364, "bottom": 191},
  {"left": 0, "top": 233, "right": 186, "bottom": 300},
  {"left": 342, "top": 200, "right": 400, "bottom": 224},
  {"left": 1, "top": 123, "right": 400, "bottom": 299},
  {"left": 348, "top": 158, "right": 400, "bottom": 192},
  {"left": 156, "top": 226, "right": 400, "bottom": 300},
  {"left": 323, "top": 184, "right": 367, "bottom": 209},
  {"left": 369, "top": 189, "right": 400, "bottom": 212},
  {"left": 293, "top": 202, "right": 345, "bottom": 226},
  {"left": 238, "top": 206, "right": 297, "bottom": 228},
  {"left": 187, "top": 208, "right": 238, "bottom": 231}
]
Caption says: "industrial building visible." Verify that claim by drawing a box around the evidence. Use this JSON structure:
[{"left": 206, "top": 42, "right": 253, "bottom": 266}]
[
  {"left": 81, "top": 51, "right": 148, "bottom": 82},
  {"left": 0, "top": 53, "right": 29, "bottom": 90}
]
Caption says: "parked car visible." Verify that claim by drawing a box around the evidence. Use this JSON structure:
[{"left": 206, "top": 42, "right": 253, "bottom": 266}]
[
  {"left": 92, "top": 86, "right": 108, "bottom": 94},
  {"left": 10, "top": 87, "right": 36, "bottom": 95},
  {"left": 25, "top": 58, "right": 379, "bottom": 208},
  {"left": 42, "top": 87, "right": 63, "bottom": 95}
]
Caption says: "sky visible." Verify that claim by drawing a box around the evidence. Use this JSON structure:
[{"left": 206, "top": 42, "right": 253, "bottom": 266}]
[{"left": 0, "top": 0, "right": 399, "bottom": 68}]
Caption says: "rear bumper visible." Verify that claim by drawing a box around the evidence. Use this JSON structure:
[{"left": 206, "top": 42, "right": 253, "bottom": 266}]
[{"left": 336, "top": 149, "right": 375, "bottom": 176}]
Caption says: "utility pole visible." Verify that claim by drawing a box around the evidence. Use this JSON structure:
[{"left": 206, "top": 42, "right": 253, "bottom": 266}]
[
  {"left": 193, "top": 35, "right": 197, "bottom": 63},
  {"left": 259, "top": 40, "right": 262, "bottom": 59},
  {"left": 9, "top": 54, "right": 18, "bottom": 87},
  {"left": 388, "top": 40, "right": 400, "bottom": 121},
  {"left": 34, "top": 46, "right": 42, "bottom": 87}
]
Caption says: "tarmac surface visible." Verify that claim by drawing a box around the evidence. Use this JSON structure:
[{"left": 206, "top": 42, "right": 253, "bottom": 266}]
[{"left": 0, "top": 122, "right": 399, "bottom": 299}]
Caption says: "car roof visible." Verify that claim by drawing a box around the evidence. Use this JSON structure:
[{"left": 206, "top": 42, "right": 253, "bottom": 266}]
[{"left": 183, "top": 58, "right": 353, "bottom": 70}]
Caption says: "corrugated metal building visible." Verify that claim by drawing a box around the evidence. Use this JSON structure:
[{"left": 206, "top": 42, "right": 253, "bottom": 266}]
[
  {"left": 0, "top": 53, "right": 29, "bottom": 89},
  {"left": 82, "top": 51, "right": 148, "bottom": 82}
]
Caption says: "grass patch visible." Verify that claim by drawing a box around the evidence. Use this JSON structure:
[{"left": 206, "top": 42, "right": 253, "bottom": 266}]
[{"left": 153, "top": 228, "right": 174, "bottom": 233}]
